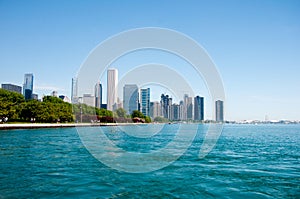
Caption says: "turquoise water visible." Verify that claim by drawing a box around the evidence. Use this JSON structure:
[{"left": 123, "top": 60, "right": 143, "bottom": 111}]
[{"left": 0, "top": 124, "right": 299, "bottom": 198}]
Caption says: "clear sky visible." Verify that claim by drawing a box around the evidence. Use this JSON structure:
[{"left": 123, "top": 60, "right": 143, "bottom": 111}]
[{"left": 0, "top": 0, "right": 299, "bottom": 121}]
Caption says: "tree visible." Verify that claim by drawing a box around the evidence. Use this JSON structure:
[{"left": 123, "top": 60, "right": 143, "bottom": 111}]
[
  {"left": 43, "top": 96, "right": 64, "bottom": 103},
  {"left": 115, "top": 108, "right": 128, "bottom": 118},
  {"left": 145, "top": 116, "right": 151, "bottom": 123},
  {"left": 131, "top": 110, "right": 144, "bottom": 118},
  {"left": 130, "top": 110, "right": 152, "bottom": 123},
  {"left": 0, "top": 88, "right": 25, "bottom": 120},
  {"left": 95, "top": 108, "right": 113, "bottom": 117},
  {"left": 154, "top": 116, "right": 169, "bottom": 123}
]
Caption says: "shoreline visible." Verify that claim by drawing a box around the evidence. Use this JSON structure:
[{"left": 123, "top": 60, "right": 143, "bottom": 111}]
[
  {"left": 0, "top": 123, "right": 136, "bottom": 130},
  {"left": 1, "top": 122, "right": 298, "bottom": 130}
]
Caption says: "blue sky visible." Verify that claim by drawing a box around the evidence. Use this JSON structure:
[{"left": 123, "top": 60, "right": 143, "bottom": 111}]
[{"left": 0, "top": 0, "right": 299, "bottom": 121}]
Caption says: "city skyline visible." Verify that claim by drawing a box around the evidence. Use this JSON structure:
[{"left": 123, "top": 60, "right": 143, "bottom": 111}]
[{"left": 1, "top": 1, "right": 299, "bottom": 121}]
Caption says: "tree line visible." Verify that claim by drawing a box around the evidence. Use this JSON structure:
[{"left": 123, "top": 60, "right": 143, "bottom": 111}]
[{"left": 0, "top": 88, "right": 151, "bottom": 123}]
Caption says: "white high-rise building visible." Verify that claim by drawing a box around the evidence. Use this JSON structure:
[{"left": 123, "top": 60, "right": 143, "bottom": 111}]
[
  {"left": 107, "top": 68, "right": 118, "bottom": 111},
  {"left": 71, "top": 77, "right": 78, "bottom": 104}
]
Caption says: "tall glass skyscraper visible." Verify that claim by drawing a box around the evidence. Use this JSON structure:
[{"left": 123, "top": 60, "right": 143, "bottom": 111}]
[
  {"left": 23, "top": 73, "right": 33, "bottom": 100},
  {"left": 140, "top": 88, "right": 150, "bottom": 117},
  {"left": 123, "top": 84, "right": 138, "bottom": 114},
  {"left": 194, "top": 96, "right": 204, "bottom": 121},
  {"left": 216, "top": 100, "right": 224, "bottom": 122},
  {"left": 95, "top": 82, "right": 102, "bottom": 109},
  {"left": 107, "top": 68, "right": 118, "bottom": 111}
]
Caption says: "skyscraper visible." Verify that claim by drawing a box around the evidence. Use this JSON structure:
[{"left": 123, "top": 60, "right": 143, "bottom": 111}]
[
  {"left": 179, "top": 100, "right": 184, "bottom": 120},
  {"left": 95, "top": 82, "right": 102, "bottom": 109},
  {"left": 170, "top": 104, "right": 181, "bottom": 121},
  {"left": 23, "top": 73, "right": 33, "bottom": 100},
  {"left": 194, "top": 96, "right": 204, "bottom": 121},
  {"left": 183, "top": 94, "right": 193, "bottom": 120},
  {"left": 216, "top": 100, "right": 224, "bottom": 122},
  {"left": 123, "top": 84, "right": 139, "bottom": 114},
  {"left": 107, "top": 68, "right": 118, "bottom": 111},
  {"left": 71, "top": 77, "right": 78, "bottom": 104},
  {"left": 140, "top": 88, "right": 150, "bottom": 116},
  {"left": 83, "top": 94, "right": 95, "bottom": 107},
  {"left": 160, "top": 94, "right": 172, "bottom": 119},
  {"left": 1, "top": 83, "right": 22, "bottom": 94},
  {"left": 150, "top": 101, "right": 161, "bottom": 119}
]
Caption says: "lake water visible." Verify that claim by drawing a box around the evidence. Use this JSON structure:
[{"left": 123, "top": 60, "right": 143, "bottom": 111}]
[{"left": 0, "top": 124, "right": 299, "bottom": 198}]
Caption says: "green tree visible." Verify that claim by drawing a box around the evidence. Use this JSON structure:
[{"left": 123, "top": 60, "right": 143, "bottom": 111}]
[
  {"left": 145, "top": 116, "right": 151, "bottom": 123},
  {"left": 96, "top": 108, "right": 113, "bottom": 117},
  {"left": 0, "top": 88, "right": 25, "bottom": 120},
  {"left": 131, "top": 110, "right": 144, "bottom": 118},
  {"left": 153, "top": 116, "right": 169, "bottom": 123},
  {"left": 115, "top": 108, "right": 128, "bottom": 118}
]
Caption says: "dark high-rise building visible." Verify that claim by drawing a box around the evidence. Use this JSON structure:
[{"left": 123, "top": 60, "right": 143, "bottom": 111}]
[
  {"left": 123, "top": 84, "right": 139, "bottom": 114},
  {"left": 216, "top": 100, "right": 224, "bottom": 122},
  {"left": 170, "top": 104, "right": 181, "bottom": 121},
  {"left": 24, "top": 89, "right": 32, "bottom": 100},
  {"left": 194, "top": 96, "right": 204, "bottom": 121},
  {"left": 1, "top": 83, "right": 22, "bottom": 94},
  {"left": 140, "top": 88, "right": 150, "bottom": 116},
  {"left": 160, "top": 94, "right": 172, "bottom": 119},
  {"left": 23, "top": 73, "right": 33, "bottom": 100},
  {"left": 95, "top": 82, "right": 102, "bottom": 109}
]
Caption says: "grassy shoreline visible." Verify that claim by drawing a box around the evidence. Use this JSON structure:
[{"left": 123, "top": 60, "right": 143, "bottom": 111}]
[{"left": 0, "top": 122, "right": 141, "bottom": 130}]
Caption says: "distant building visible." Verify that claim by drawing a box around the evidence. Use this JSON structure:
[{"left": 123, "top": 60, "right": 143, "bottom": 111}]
[
  {"left": 23, "top": 73, "right": 34, "bottom": 100},
  {"left": 101, "top": 104, "right": 107, "bottom": 109},
  {"left": 123, "top": 84, "right": 139, "bottom": 114},
  {"left": 160, "top": 94, "right": 172, "bottom": 119},
  {"left": 113, "top": 97, "right": 123, "bottom": 110},
  {"left": 194, "top": 96, "right": 204, "bottom": 121},
  {"left": 107, "top": 68, "right": 118, "bottom": 111},
  {"left": 71, "top": 77, "right": 78, "bottom": 104},
  {"left": 140, "top": 88, "right": 150, "bottom": 116},
  {"left": 95, "top": 82, "right": 102, "bottom": 109},
  {"left": 184, "top": 94, "right": 193, "bottom": 120},
  {"left": 31, "top": 93, "right": 38, "bottom": 100},
  {"left": 51, "top": 91, "right": 58, "bottom": 97},
  {"left": 59, "top": 95, "right": 71, "bottom": 103},
  {"left": 179, "top": 100, "right": 184, "bottom": 120},
  {"left": 83, "top": 94, "right": 95, "bottom": 107},
  {"left": 216, "top": 100, "right": 224, "bottom": 122},
  {"left": 150, "top": 101, "right": 161, "bottom": 119},
  {"left": 24, "top": 89, "right": 32, "bottom": 100},
  {"left": 1, "top": 83, "right": 22, "bottom": 94},
  {"left": 170, "top": 104, "right": 181, "bottom": 121}
]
